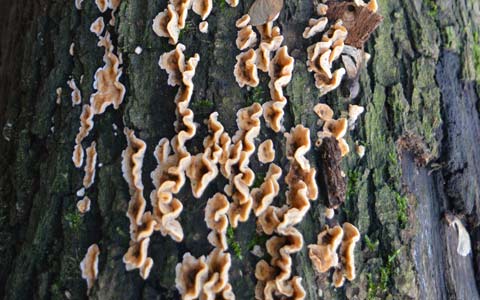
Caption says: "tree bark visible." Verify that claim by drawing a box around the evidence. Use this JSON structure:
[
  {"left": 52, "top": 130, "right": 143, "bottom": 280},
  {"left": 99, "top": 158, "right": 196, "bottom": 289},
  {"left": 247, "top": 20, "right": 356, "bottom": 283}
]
[{"left": 1, "top": 0, "right": 480, "bottom": 299}]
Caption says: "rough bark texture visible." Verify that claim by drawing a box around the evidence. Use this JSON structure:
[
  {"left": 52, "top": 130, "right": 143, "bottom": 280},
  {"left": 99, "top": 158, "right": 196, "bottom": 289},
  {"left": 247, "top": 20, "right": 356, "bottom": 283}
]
[{"left": 1, "top": 0, "right": 480, "bottom": 299}]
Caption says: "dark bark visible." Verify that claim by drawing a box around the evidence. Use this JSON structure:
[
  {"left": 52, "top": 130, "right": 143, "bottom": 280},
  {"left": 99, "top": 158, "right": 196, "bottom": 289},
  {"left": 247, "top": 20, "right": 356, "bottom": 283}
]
[{"left": 1, "top": 0, "right": 480, "bottom": 300}]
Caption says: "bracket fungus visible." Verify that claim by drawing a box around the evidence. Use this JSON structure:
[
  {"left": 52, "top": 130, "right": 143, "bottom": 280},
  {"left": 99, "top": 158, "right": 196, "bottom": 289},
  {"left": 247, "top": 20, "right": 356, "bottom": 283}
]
[
  {"left": 258, "top": 139, "right": 275, "bottom": 163},
  {"left": 192, "top": 0, "right": 213, "bottom": 20},
  {"left": 95, "top": 0, "right": 108, "bottom": 12},
  {"left": 75, "top": 0, "right": 84, "bottom": 10},
  {"left": 236, "top": 25, "right": 258, "bottom": 50},
  {"left": 67, "top": 79, "right": 82, "bottom": 106},
  {"left": 333, "top": 222, "right": 360, "bottom": 287},
  {"left": 176, "top": 253, "right": 209, "bottom": 300},
  {"left": 236, "top": 14, "right": 251, "bottom": 28},
  {"left": 83, "top": 141, "right": 97, "bottom": 189},
  {"left": 263, "top": 46, "right": 294, "bottom": 132},
  {"left": 90, "top": 17, "right": 105, "bottom": 37},
  {"left": 77, "top": 196, "right": 91, "bottom": 214},
  {"left": 80, "top": 244, "right": 100, "bottom": 294},
  {"left": 308, "top": 225, "right": 344, "bottom": 273},
  {"left": 234, "top": 49, "right": 260, "bottom": 88},
  {"left": 90, "top": 34, "right": 126, "bottom": 115},
  {"left": 153, "top": 4, "right": 180, "bottom": 45},
  {"left": 303, "top": 17, "right": 328, "bottom": 39},
  {"left": 205, "top": 193, "right": 230, "bottom": 251},
  {"left": 199, "top": 21, "right": 209, "bottom": 33},
  {"left": 252, "top": 163, "right": 282, "bottom": 216},
  {"left": 123, "top": 237, "right": 152, "bottom": 275},
  {"left": 72, "top": 143, "right": 84, "bottom": 168}
]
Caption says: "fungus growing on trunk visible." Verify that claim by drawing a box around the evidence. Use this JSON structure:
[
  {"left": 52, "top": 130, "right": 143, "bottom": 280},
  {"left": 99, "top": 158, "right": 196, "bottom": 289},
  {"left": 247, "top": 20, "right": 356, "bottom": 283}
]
[
  {"left": 67, "top": 79, "right": 82, "bottom": 106},
  {"left": 303, "top": 17, "right": 328, "bottom": 39},
  {"left": 313, "top": 103, "right": 334, "bottom": 121},
  {"left": 234, "top": 49, "right": 259, "bottom": 88},
  {"left": 83, "top": 141, "right": 97, "bottom": 189},
  {"left": 175, "top": 253, "right": 209, "bottom": 300},
  {"left": 75, "top": 0, "right": 84, "bottom": 10},
  {"left": 205, "top": 193, "right": 230, "bottom": 251},
  {"left": 153, "top": 4, "right": 180, "bottom": 45},
  {"left": 77, "top": 196, "right": 91, "bottom": 214},
  {"left": 333, "top": 222, "right": 360, "bottom": 287},
  {"left": 80, "top": 244, "right": 100, "bottom": 294},
  {"left": 258, "top": 139, "right": 275, "bottom": 163},
  {"left": 90, "top": 34, "right": 126, "bottom": 114},
  {"left": 95, "top": 0, "right": 107, "bottom": 12},
  {"left": 90, "top": 17, "right": 105, "bottom": 37},
  {"left": 263, "top": 46, "right": 294, "bottom": 132},
  {"left": 72, "top": 144, "right": 84, "bottom": 168},
  {"left": 251, "top": 163, "right": 282, "bottom": 216},
  {"left": 445, "top": 212, "right": 472, "bottom": 257},
  {"left": 236, "top": 14, "right": 251, "bottom": 28},
  {"left": 348, "top": 104, "right": 364, "bottom": 129},
  {"left": 199, "top": 21, "right": 209, "bottom": 33},
  {"left": 236, "top": 25, "right": 258, "bottom": 50},
  {"left": 192, "top": 0, "right": 213, "bottom": 20},
  {"left": 308, "top": 225, "right": 344, "bottom": 273}
]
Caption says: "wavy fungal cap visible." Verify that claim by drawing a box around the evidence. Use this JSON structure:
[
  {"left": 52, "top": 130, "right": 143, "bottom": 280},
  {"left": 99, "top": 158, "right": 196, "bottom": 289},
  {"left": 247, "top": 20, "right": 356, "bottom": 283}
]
[{"left": 80, "top": 244, "right": 100, "bottom": 293}]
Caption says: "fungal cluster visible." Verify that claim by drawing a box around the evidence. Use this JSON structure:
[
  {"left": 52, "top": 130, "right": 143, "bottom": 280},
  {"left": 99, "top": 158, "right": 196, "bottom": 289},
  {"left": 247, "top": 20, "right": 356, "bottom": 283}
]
[
  {"left": 70, "top": 0, "right": 382, "bottom": 297},
  {"left": 73, "top": 0, "right": 126, "bottom": 289}
]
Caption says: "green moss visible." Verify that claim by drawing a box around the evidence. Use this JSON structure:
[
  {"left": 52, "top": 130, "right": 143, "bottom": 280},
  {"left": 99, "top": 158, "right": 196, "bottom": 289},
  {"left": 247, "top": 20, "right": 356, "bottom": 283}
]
[
  {"left": 394, "top": 192, "right": 408, "bottom": 228},
  {"left": 247, "top": 233, "right": 268, "bottom": 251},
  {"left": 64, "top": 210, "right": 82, "bottom": 232},
  {"left": 227, "top": 226, "right": 243, "bottom": 259},
  {"left": 444, "top": 26, "right": 460, "bottom": 51},
  {"left": 192, "top": 99, "right": 214, "bottom": 109},
  {"left": 246, "top": 86, "right": 264, "bottom": 106},
  {"left": 425, "top": 0, "right": 438, "bottom": 18},
  {"left": 346, "top": 170, "right": 361, "bottom": 199},
  {"left": 473, "top": 31, "right": 480, "bottom": 82},
  {"left": 252, "top": 173, "right": 266, "bottom": 189},
  {"left": 364, "top": 235, "right": 379, "bottom": 252},
  {"left": 214, "top": 0, "right": 227, "bottom": 11},
  {"left": 367, "top": 248, "right": 402, "bottom": 298}
]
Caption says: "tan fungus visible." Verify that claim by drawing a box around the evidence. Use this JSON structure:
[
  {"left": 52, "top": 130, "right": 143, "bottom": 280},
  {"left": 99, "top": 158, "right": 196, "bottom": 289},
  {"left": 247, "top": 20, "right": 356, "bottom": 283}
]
[
  {"left": 199, "top": 21, "right": 209, "bottom": 33},
  {"left": 308, "top": 225, "right": 343, "bottom": 273},
  {"left": 205, "top": 193, "right": 230, "bottom": 250},
  {"left": 95, "top": 0, "right": 107, "bottom": 12},
  {"left": 258, "top": 139, "right": 275, "bottom": 163},
  {"left": 234, "top": 49, "right": 259, "bottom": 88},
  {"left": 176, "top": 253, "right": 209, "bottom": 300},
  {"left": 236, "top": 14, "right": 251, "bottom": 28},
  {"left": 152, "top": 4, "right": 180, "bottom": 45},
  {"left": 67, "top": 79, "right": 82, "bottom": 106},
  {"left": 80, "top": 244, "right": 100, "bottom": 294},
  {"left": 83, "top": 141, "right": 97, "bottom": 189},
  {"left": 313, "top": 103, "right": 334, "bottom": 121},
  {"left": 77, "top": 196, "right": 91, "bottom": 214},
  {"left": 236, "top": 25, "right": 258, "bottom": 50},
  {"left": 90, "top": 17, "right": 105, "bottom": 36},
  {"left": 192, "top": 0, "right": 213, "bottom": 20}
]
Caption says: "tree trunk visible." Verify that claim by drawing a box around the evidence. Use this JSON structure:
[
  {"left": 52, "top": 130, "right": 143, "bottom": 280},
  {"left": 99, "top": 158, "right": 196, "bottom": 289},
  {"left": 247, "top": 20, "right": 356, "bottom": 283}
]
[{"left": 1, "top": 0, "right": 480, "bottom": 299}]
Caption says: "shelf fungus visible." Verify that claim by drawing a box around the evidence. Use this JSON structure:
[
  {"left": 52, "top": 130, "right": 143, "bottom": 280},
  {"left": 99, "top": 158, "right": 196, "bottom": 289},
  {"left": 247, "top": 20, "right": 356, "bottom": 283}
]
[
  {"left": 314, "top": 103, "right": 334, "bottom": 122},
  {"left": 77, "top": 196, "right": 91, "bottom": 214},
  {"left": 236, "top": 25, "right": 258, "bottom": 50},
  {"left": 123, "top": 238, "right": 153, "bottom": 277},
  {"left": 199, "top": 21, "right": 209, "bottom": 33},
  {"left": 90, "top": 17, "right": 105, "bottom": 37},
  {"left": 234, "top": 49, "right": 259, "bottom": 88},
  {"left": 176, "top": 253, "right": 209, "bottom": 300},
  {"left": 255, "top": 227, "right": 306, "bottom": 299},
  {"left": 348, "top": 104, "right": 365, "bottom": 129},
  {"left": 202, "top": 249, "right": 234, "bottom": 299},
  {"left": 153, "top": 4, "right": 180, "bottom": 45},
  {"left": 236, "top": 14, "right": 251, "bottom": 28},
  {"left": 333, "top": 222, "right": 360, "bottom": 287},
  {"left": 223, "top": 103, "right": 263, "bottom": 227},
  {"left": 74, "top": 104, "right": 94, "bottom": 146},
  {"left": 205, "top": 193, "right": 230, "bottom": 251},
  {"left": 192, "top": 0, "right": 213, "bottom": 20},
  {"left": 67, "top": 79, "right": 82, "bottom": 106},
  {"left": 75, "top": 0, "right": 84, "bottom": 10},
  {"left": 170, "top": 0, "right": 192, "bottom": 29},
  {"left": 308, "top": 225, "right": 344, "bottom": 273},
  {"left": 80, "top": 244, "right": 100, "bottom": 294},
  {"left": 187, "top": 112, "right": 224, "bottom": 198},
  {"left": 95, "top": 0, "right": 108, "bottom": 12},
  {"left": 73, "top": 143, "right": 84, "bottom": 168},
  {"left": 90, "top": 34, "right": 126, "bottom": 115},
  {"left": 83, "top": 141, "right": 97, "bottom": 189},
  {"left": 252, "top": 163, "right": 282, "bottom": 216},
  {"left": 258, "top": 139, "right": 275, "bottom": 163},
  {"left": 302, "top": 17, "right": 328, "bottom": 39},
  {"left": 263, "top": 46, "right": 294, "bottom": 132}
]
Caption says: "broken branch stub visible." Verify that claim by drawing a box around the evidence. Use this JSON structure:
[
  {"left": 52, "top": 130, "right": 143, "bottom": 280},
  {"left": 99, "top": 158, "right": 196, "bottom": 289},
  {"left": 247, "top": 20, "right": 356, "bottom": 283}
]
[{"left": 318, "top": 136, "right": 346, "bottom": 209}]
